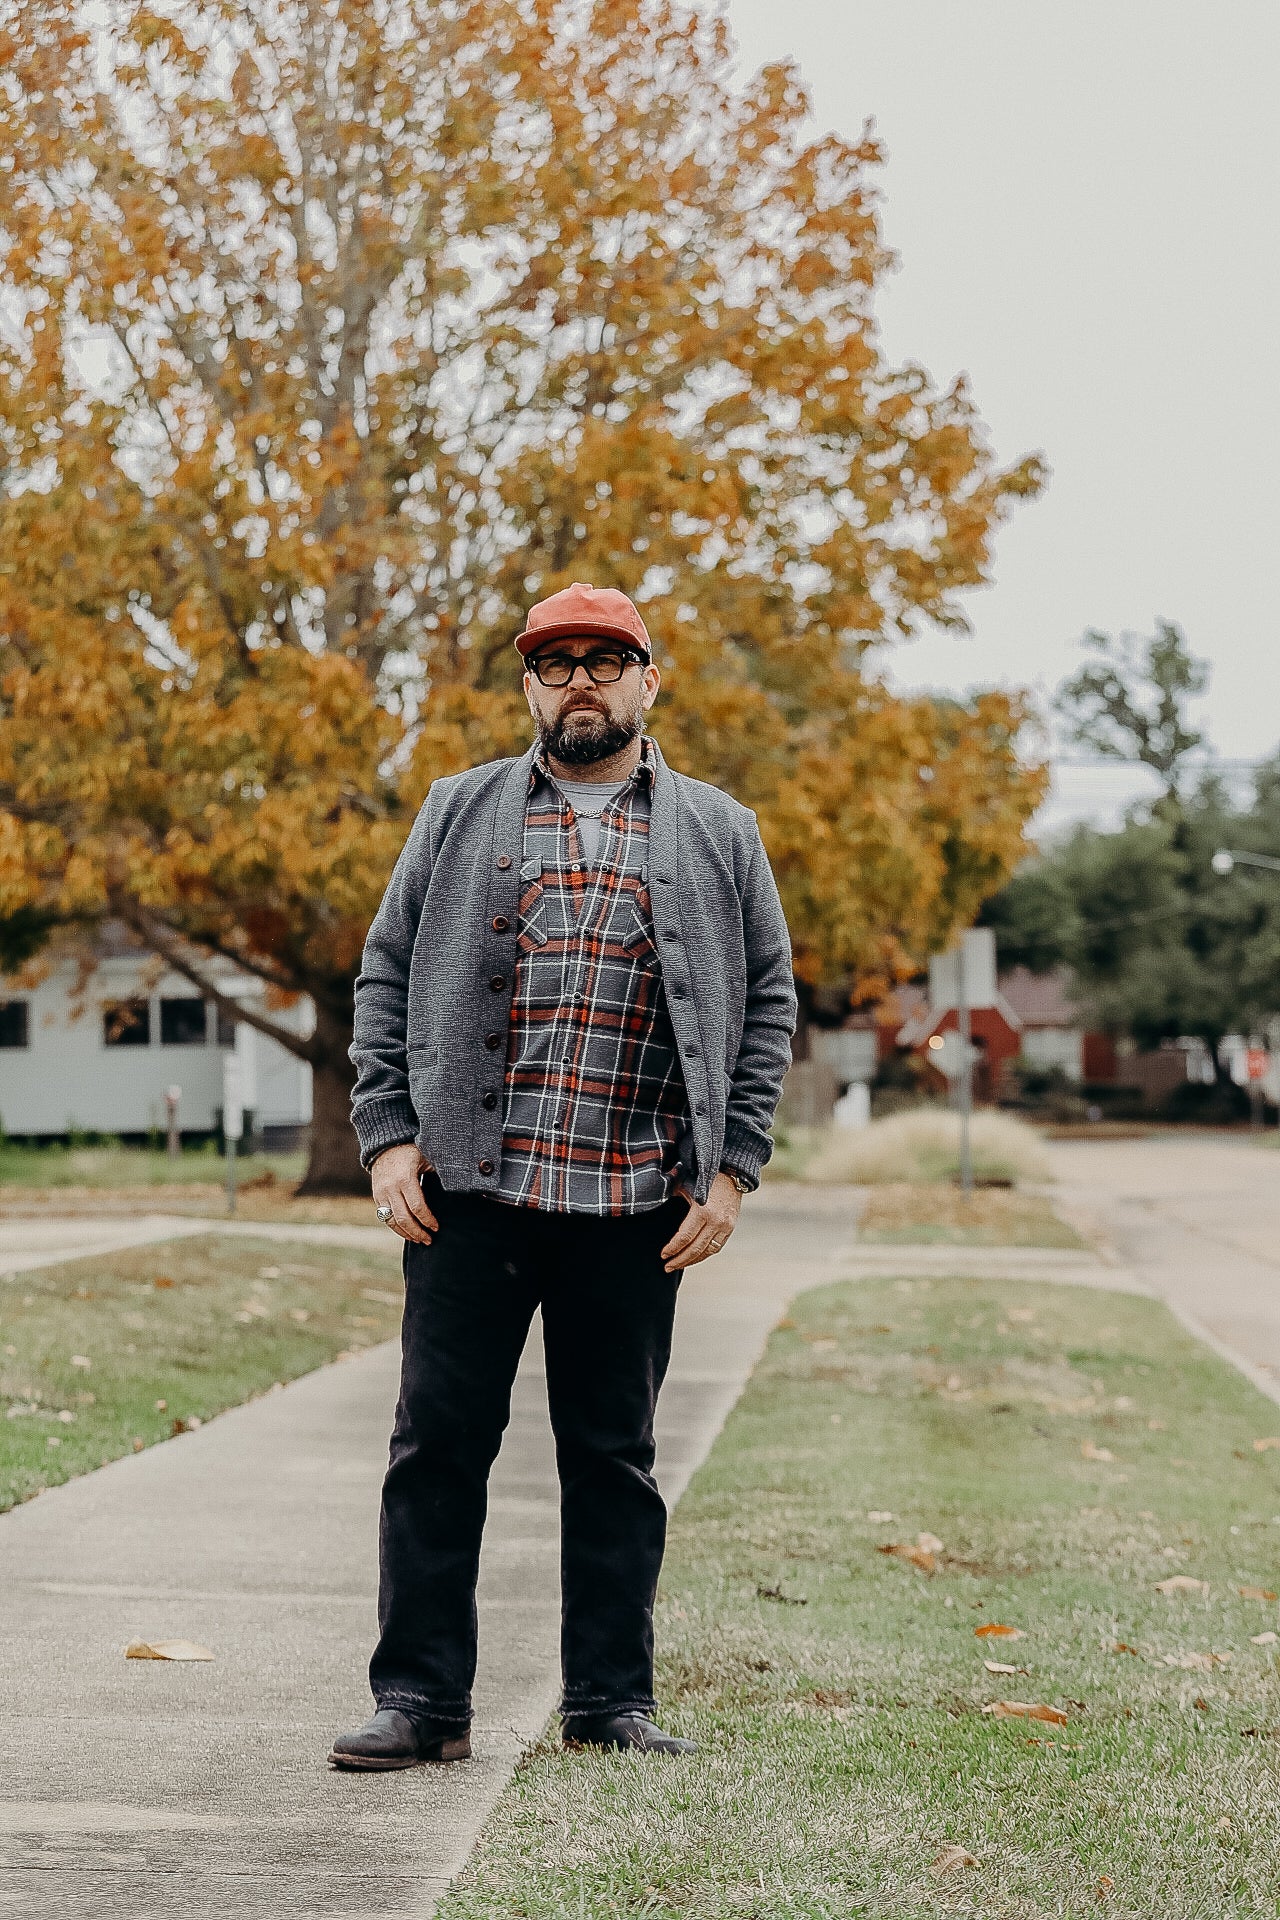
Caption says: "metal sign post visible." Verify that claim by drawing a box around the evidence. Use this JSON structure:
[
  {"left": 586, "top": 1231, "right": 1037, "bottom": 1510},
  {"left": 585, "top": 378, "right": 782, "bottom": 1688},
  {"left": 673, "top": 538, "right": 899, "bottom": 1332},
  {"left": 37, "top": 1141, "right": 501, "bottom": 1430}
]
[
  {"left": 164, "top": 1084, "right": 181, "bottom": 1160},
  {"left": 956, "top": 938, "right": 973, "bottom": 1200},
  {"left": 222, "top": 1054, "right": 243, "bottom": 1217}
]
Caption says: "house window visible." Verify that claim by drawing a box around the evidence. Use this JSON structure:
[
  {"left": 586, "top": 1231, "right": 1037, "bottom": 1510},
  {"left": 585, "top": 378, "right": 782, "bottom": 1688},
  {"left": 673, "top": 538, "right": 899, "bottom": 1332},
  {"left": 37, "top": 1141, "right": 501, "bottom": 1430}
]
[
  {"left": 0, "top": 1000, "right": 29, "bottom": 1048},
  {"left": 103, "top": 999, "right": 151, "bottom": 1047},
  {"left": 160, "top": 997, "right": 208, "bottom": 1046}
]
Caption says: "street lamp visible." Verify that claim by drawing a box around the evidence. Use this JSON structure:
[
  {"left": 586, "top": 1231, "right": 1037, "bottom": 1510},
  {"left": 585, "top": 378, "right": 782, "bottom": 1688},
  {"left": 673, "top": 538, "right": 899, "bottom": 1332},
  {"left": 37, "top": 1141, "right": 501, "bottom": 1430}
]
[{"left": 1212, "top": 848, "right": 1280, "bottom": 876}]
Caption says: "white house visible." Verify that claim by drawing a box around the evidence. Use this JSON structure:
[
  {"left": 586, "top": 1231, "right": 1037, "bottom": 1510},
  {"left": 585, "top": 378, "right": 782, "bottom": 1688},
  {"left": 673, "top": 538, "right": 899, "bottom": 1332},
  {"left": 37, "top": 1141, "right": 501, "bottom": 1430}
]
[{"left": 0, "top": 927, "right": 312, "bottom": 1146}]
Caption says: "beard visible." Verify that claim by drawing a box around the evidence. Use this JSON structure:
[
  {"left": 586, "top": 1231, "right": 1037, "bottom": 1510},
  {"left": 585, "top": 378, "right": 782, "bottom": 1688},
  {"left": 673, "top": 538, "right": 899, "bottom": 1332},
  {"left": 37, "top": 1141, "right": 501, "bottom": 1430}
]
[{"left": 538, "top": 693, "right": 644, "bottom": 768}]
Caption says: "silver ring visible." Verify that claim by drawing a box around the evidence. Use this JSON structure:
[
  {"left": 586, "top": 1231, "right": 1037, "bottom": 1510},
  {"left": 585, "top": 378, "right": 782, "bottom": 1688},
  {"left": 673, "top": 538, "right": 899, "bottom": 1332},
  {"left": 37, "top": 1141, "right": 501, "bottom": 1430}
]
[{"left": 376, "top": 1204, "right": 394, "bottom": 1224}]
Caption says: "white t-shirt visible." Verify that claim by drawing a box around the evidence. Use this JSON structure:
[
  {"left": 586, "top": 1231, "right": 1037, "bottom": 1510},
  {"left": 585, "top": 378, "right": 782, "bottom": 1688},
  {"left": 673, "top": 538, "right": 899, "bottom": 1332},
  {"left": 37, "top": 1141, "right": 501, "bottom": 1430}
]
[{"left": 552, "top": 779, "right": 627, "bottom": 862}]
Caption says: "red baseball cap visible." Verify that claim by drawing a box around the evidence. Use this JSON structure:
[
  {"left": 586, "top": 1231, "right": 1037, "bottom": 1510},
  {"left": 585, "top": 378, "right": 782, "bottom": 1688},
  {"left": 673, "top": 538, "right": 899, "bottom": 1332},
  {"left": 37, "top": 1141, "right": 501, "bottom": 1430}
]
[{"left": 514, "top": 582, "right": 652, "bottom": 661}]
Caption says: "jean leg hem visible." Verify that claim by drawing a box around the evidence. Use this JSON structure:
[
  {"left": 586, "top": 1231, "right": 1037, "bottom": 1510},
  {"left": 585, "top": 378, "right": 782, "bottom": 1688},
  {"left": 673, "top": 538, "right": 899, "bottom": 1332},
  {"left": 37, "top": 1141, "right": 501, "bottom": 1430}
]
[
  {"left": 560, "top": 1695, "right": 658, "bottom": 1722},
  {"left": 374, "top": 1691, "right": 472, "bottom": 1727}
]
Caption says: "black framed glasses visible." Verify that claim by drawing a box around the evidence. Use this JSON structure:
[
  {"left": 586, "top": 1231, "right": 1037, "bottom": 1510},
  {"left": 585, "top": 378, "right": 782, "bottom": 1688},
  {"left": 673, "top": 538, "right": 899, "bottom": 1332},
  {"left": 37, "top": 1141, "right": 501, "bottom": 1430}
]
[{"left": 528, "top": 646, "right": 644, "bottom": 687}]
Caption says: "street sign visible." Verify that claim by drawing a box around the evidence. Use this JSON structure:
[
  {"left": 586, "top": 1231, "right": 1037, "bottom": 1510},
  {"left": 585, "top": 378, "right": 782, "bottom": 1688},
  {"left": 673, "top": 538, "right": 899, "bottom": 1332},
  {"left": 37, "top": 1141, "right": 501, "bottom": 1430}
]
[{"left": 1246, "top": 1049, "right": 1270, "bottom": 1083}]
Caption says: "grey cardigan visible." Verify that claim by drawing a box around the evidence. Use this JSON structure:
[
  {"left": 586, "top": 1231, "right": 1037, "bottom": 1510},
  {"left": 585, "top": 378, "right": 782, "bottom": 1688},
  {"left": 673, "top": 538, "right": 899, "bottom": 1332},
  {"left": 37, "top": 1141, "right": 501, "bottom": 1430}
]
[{"left": 349, "top": 740, "right": 796, "bottom": 1203}]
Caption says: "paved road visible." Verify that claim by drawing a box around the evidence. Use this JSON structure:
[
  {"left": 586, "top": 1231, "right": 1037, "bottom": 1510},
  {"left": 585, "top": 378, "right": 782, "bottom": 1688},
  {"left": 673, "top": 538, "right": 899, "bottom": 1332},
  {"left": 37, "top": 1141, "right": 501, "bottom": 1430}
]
[
  {"left": 0, "top": 1189, "right": 861, "bottom": 1920},
  {"left": 1050, "top": 1133, "right": 1280, "bottom": 1404}
]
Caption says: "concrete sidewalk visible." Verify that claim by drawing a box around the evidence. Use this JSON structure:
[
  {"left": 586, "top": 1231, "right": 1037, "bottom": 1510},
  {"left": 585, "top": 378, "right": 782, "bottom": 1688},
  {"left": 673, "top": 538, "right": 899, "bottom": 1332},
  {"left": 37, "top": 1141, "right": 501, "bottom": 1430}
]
[
  {"left": 0, "top": 1190, "right": 861, "bottom": 1920},
  {"left": 0, "top": 1213, "right": 390, "bottom": 1278}
]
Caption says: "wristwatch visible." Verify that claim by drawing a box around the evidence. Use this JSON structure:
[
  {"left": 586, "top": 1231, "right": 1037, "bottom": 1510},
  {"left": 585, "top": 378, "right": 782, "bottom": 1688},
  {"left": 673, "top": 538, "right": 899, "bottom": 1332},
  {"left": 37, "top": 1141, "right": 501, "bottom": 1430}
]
[{"left": 722, "top": 1167, "right": 753, "bottom": 1195}]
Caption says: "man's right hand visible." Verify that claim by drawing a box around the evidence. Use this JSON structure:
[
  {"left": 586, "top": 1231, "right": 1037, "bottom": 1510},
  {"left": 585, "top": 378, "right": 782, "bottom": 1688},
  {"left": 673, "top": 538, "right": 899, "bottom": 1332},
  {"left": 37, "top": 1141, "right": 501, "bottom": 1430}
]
[{"left": 370, "top": 1143, "right": 439, "bottom": 1245}]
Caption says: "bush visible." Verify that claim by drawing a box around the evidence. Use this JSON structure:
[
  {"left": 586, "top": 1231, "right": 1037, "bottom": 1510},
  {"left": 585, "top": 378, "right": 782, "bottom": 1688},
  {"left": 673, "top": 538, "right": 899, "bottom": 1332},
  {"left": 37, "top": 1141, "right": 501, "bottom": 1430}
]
[{"left": 803, "top": 1107, "right": 1051, "bottom": 1187}]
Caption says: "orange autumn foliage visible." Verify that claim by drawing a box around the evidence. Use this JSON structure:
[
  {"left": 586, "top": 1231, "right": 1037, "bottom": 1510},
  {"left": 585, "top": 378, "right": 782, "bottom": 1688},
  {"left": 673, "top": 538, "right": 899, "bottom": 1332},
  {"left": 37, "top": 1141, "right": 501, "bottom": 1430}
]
[{"left": 0, "top": 0, "right": 1046, "bottom": 1187}]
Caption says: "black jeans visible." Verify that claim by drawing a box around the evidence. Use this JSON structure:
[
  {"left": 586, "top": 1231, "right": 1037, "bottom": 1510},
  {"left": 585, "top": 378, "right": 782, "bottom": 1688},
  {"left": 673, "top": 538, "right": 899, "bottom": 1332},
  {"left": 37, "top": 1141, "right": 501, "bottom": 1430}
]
[{"left": 370, "top": 1175, "right": 684, "bottom": 1727}]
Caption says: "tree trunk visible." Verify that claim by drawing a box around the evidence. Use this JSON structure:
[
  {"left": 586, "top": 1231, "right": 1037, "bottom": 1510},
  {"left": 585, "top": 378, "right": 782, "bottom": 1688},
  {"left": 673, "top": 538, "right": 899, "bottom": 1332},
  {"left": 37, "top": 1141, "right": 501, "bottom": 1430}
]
[{"left": 296, "top": 999, "right": 367, "bottom": 1196}]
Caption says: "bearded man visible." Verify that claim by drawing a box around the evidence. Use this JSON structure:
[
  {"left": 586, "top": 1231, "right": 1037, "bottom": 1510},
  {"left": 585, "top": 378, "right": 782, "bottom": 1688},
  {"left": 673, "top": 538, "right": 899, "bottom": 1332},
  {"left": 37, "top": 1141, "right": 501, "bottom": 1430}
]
[{"left": 332, "top": 583, "right": 795, "bottom": 1769}]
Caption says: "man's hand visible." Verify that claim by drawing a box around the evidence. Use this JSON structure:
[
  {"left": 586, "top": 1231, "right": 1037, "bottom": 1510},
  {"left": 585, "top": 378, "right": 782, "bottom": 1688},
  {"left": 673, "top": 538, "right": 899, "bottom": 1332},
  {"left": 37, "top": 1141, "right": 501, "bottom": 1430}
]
[
  {"left": 661, "top": 1172, "right": 743, "bottom": 1273},
  {"left": 371, "top": 1143, "right": 439, "bottom": 1245}
]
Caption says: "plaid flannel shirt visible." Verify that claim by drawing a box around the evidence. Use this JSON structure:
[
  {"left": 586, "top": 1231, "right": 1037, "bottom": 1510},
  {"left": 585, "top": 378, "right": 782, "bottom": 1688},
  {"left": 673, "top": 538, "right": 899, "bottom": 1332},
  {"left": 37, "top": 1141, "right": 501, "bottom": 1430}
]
[{"left": 496, "top": 740, "right": 690, "bottom": 1215}]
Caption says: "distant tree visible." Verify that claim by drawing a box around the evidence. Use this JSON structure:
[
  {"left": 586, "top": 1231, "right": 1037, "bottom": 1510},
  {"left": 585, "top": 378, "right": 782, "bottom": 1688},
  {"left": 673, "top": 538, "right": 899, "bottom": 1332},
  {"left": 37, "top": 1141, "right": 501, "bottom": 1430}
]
[
  {"left": 0, "top": 0, "right": 1045, "bottom": 1188},
  {"left": 983, "top": 764, "right": 1280, "bottom": 1061},
  {"left": 1054, "top": 620, "right": 1209, "bottom": 806}
]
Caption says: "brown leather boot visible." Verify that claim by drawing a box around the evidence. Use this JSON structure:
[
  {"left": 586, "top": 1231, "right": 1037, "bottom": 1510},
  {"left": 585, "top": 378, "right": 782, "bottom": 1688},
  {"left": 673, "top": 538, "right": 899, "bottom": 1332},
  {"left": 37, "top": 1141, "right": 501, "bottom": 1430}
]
[{"left": 328, "top": 1708, "right": 471, "bottom": 1770}]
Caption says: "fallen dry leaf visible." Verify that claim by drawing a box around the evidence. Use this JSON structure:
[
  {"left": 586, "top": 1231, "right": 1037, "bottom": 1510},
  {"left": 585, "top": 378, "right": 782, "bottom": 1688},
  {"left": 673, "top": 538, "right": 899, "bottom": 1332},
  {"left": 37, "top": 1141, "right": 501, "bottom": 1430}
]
[
  {"left": 930, "top": 1844, "right": 977, "bottom": 1877},
  {"left": 983, "top": 1700, "right": 1068, "bottom": 1725},
  {"left": 867, "top": 1510, "right": 894, "bottom": 1523},
  {"left": 124, "top": 1639, "right": 213, "bottom": 1662},
  {"left": 1161, "top": 1651, "right": 1228, "bottom": 1671},
  {"left": 1081, "top": 1441, "right": 1115, "bottom": 1462},
  {"left": 153, "top": 1275, "right": 175, "bottom": 1289},
  {"left": 975, "top": 1623, "right": 1024, "bottom": 1639},
  {"left": 1097, "top": 1875, "right": 1115, "bottom": 1900},
  {"left": 1253, "top": 1438, "right": 1280, "bottom": 1452},
  {"left": 70, "top": 1355, "right": 91, "bottom": 1370},
  {"left": 879, "top": 1542, "right": 936, "bottom": 1574},
  {"left": 1238, "top": 1586, "right": 1278, "bottom": 1601},
  {"left": 916, "top": 1530, "right": 944, "bottom": 1554},
  {"left": 361, "top": 1287, "right": 401, "bottom": 1306},
  {"left": 1155, "top": 1576, "right": 1209, "bottom": 1595},
  {"left": 1112, "top": 1642, "right": 1140, "bottom": 1655},
  {"left": 1251, "top": 1631, "right": 1278, "bottom": 1646},
  {"left": 983, "top": 1659, "right": 1029, "bottom": 1675}
]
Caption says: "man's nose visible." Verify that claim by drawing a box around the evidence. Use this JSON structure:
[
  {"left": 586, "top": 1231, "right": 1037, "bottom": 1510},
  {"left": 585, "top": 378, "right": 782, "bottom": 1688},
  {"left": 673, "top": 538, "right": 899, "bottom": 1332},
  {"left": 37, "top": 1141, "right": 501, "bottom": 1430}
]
[{"left": 565, "top": 662, "right": 596, "bottom": 688}]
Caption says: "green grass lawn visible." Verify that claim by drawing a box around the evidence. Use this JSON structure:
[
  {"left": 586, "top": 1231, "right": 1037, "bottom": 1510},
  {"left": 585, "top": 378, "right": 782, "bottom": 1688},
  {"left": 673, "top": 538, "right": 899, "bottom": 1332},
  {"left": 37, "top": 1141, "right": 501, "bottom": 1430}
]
[
  {"left": 0, "top": 1140, "right": 306, "bottom": 1187},
  {"left": 0, "top": 1233, "right": 401, "bottom": 1511},
  {"left": 442, "top": 1275, "right": 1280, "bottom": 1919}
]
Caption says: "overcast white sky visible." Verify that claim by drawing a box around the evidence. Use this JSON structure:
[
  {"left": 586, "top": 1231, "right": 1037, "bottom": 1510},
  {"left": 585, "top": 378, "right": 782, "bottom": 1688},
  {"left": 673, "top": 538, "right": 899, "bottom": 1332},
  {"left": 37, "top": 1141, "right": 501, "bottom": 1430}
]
[{"left": 723, "top": 0, "right": 1280, "bottom": 831}]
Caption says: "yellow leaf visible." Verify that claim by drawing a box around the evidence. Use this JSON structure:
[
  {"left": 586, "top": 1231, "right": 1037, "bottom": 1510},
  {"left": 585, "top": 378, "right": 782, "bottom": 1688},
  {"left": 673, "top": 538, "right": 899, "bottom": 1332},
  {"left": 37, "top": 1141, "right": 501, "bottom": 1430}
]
[
  {"left": 1238, "top": 1586, "right": 1277, "bottom": 1601},
  {"left": 975, "top": 1623, "right": 1024, "bottom": 1639},
  {"left": 124, "top": 1639, "right": 213, "bottom": 1662},
  {"left": 982, "top": 1701, "right": 1068, "bottom": 1725}
]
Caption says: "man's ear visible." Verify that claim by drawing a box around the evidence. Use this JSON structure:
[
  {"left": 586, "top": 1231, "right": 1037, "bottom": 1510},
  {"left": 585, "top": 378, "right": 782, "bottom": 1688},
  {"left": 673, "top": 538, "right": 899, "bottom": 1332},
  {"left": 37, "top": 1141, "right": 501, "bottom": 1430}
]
[{"left": 641, "top": 664, "right": 661, "bottom": 710}]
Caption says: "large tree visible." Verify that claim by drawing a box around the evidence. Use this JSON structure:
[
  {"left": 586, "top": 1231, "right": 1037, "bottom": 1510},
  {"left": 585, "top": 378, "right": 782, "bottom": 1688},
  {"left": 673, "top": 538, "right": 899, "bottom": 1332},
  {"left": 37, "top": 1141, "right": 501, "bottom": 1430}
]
[{"left": 0, "top": 0, "right": 1045, "bottom": 1189}]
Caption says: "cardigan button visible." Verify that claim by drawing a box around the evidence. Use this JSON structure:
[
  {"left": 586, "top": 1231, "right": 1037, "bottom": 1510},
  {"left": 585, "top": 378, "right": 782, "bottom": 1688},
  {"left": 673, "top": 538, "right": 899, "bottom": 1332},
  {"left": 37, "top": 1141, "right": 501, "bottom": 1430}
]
[
  {"left": 478, "top": 1159, "right": 495, "bottom": 1175},
  {"left": 490, "top": 975, "right": 507, "bottom": 991},
  {"left": 481, "top": 1091, "right": 498, "bottom": 1110},
  {"left": 484, "top": 1032, "right": 501, "bottom": 1050},
  {"left": 662, "top": 929, "right": 679, "bottom": 940},
  {"left": 496, "top": 854, "right": 512, "bottom": 870},
  {"left": 492, "top": 915, "right": 509, "bottom": 933}
]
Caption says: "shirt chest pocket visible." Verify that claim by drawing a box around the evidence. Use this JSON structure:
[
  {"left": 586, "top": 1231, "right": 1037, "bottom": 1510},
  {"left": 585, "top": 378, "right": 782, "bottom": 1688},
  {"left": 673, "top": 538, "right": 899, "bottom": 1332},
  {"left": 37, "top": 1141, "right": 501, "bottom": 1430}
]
[
  {"left": 516, "top": 856, "right": 549, "bottom": 952},
  {"left": 615, "top": 875, "right": 658, "bottom": 964}
]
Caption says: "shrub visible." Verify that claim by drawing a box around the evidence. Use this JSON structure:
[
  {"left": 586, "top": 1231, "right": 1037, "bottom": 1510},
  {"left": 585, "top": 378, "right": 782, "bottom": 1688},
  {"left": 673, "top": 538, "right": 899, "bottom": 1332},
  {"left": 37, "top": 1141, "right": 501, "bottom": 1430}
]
[{"left": 804, "top": 1106, "right": 1051, "bottom": 1186}]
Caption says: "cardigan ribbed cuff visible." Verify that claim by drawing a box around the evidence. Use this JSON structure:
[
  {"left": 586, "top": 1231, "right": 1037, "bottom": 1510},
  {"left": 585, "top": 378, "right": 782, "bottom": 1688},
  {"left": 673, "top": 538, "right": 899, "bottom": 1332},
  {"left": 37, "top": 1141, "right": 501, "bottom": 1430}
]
[
  {"left": 719, "top": 1120, "right": 770, "bottom": 1191},
  {"left": 352, "top": 1092, "right": 421, "bottom": 1172}
]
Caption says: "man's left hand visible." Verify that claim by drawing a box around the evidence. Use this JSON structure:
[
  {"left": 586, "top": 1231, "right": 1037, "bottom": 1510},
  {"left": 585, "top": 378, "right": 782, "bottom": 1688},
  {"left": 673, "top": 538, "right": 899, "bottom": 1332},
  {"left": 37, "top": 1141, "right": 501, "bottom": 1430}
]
[{"left": 661, "top": 1172, "right": 743, "bottom": 1273}]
